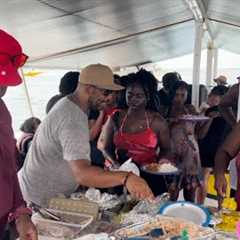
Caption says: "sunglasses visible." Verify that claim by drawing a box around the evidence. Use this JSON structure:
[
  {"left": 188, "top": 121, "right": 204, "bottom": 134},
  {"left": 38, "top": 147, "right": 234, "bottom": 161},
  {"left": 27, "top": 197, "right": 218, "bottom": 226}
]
[
  {"left": 103, "top": 90, "right": 114, "bottom": 96},
  {"left": 0, "top": 52, "right": 28, "bottom": 68}
]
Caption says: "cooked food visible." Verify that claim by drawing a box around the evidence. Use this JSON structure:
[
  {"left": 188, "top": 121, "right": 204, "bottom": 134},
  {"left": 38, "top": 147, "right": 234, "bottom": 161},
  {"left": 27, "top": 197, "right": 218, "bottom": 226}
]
[
  {"left": 145, "top": 163, "right": 159, "bottom": 172},
  {"left": 115, "top": 216, "right": 214, "bottom": 239},
  {"left": 158, "top": 163, "right": 178, "bottom": 173},
  {"left": 144, "top": 163, "right": 178, "bottom": 173}
]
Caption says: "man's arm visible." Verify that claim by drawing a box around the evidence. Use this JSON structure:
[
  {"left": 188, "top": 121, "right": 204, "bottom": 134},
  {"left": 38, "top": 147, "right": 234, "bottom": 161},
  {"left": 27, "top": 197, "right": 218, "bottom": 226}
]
[
  {"left": 69, "top": 159, "right": 125, "bottom": 187},
  {"left": 214, "top": 121, "right": 240, "bottom": 196},
  {"left": 68, "top": 159, "right": 154, "bottom": 200},
  {"left": 215, "top": 122, "right": 240, "bottom": 173},
  {"left": 219, "top": 84, "right": 239, "bottom": 127}
]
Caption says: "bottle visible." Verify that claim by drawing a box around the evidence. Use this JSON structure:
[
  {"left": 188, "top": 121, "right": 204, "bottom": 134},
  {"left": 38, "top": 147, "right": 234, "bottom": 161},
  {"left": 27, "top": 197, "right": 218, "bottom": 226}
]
[{"left": 180, "top": 229, "right": 189, "bottom": 240}]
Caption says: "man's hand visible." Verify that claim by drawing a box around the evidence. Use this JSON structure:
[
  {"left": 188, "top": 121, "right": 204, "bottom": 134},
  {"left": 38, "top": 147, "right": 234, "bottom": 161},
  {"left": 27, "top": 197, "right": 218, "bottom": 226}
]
[
  {"left": 126, "top": 174, "right": 154, "bottom": 201},
  {"left": 208, "top": 111, "right": 219, "bottom": 119},
  {"left": 215, "top": 173, "right": 227, "bottom": 198},
  {"left": 105, "top": 159, "right": 120, "bottom": 170},
  {"left": 16, "top": 214, "right": 38, "bottom": 240}
]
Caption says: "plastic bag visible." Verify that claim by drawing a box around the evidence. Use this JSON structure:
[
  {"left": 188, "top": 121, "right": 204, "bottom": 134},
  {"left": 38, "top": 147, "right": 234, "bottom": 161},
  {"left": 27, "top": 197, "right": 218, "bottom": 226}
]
[{"left": 114, "top": 159, "right": 140, "bottom": 176}]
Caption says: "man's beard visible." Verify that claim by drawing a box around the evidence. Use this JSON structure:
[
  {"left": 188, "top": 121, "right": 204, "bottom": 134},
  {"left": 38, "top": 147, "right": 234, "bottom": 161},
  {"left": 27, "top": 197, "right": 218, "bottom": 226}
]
[{"left": 88, "top": 99, "right": 105, "bottom": 111}]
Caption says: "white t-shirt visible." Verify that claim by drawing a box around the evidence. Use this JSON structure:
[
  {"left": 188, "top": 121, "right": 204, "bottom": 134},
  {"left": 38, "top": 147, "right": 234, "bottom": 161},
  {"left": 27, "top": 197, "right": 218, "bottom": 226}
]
[{"left": 18, "top": 97, "right": 90, "bottom": 206}]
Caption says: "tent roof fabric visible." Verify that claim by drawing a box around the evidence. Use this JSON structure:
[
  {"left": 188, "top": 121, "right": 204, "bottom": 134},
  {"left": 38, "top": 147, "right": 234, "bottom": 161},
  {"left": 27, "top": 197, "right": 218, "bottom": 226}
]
[{"left": 1, "top": 0, "right": 240, "bottom": 69}]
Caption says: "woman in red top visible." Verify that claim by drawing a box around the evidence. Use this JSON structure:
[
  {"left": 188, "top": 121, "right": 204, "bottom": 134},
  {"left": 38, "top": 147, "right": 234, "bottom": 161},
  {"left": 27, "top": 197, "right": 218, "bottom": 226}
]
[{"left": 99, "top": 69, "right": 171, "bottom": 196}]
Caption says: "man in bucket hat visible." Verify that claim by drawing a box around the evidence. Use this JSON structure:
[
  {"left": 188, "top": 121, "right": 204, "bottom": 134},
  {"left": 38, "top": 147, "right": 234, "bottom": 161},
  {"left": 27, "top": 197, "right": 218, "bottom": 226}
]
[
  {"left": 214, "top": 75, "right": 227, "bottom": 86},
  {"left": 18, "top": 63, "right": 154, "bottom": 207},
  {"left": 0, "top": 29, "right": 37, "bottom": 239}
]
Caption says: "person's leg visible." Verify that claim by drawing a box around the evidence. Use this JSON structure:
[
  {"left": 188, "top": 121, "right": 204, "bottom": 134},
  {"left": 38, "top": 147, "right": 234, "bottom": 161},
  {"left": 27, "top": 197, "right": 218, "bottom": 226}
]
[
  {"left": 230, "top": 188, "right": 236, "bottom": 198},
  {"left": 183, "top": 175, "right": 200, "bottom": 202},
  {"left": 166, "top": 175, "right": 181, "bottom": 201},
  {"left": 183, "top": 187, "right": 196, "bottom": 202},
  {"left": 168, "top": 182, "right": 180, "bottom": 201},
  {"left": 196, "top": 168, "right": 212, "bottom": 204}
]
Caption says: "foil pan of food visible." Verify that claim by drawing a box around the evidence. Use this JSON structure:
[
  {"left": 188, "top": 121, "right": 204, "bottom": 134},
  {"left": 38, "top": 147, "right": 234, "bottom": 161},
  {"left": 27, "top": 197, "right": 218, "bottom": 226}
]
[{"left": 114, "top": 215, "right": 215, "bottom": 240}]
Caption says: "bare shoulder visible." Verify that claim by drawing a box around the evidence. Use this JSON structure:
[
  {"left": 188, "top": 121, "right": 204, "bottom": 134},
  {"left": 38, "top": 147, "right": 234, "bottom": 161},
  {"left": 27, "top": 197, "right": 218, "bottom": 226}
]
[
  {"left": 230, "top": 83, "right": 239, "bottom": 93},
  {"left": 148, "top": 111, "right": 168, "bottom": 129},
  {"left": 220, "top": 83, "right": 239, "bottom": 105},
  {"left": 230, "top": 121, "right": 240, "bottom": 136}
]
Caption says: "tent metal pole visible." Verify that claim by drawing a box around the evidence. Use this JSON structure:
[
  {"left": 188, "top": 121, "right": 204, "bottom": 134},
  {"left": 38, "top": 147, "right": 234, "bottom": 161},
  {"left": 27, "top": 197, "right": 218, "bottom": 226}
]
[
  {"left": 206, "top": 41, "right": 214, "bottom": 92},
  {"left": 237, "top": 84, "right": 240, "bottom": 121},
  {"left": 20, "top": 68, "right": 34, "bottom": 117},
  {"left": 213, "top": 48, "right": 218, "bottom": 78},
  {"left": 192, "top": 22, "right": 204, "bottom": 109}
]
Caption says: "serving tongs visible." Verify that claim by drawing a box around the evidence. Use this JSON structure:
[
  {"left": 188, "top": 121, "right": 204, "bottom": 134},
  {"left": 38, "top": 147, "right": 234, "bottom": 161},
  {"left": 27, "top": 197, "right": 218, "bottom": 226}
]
[{"left": 30, "top": 202, "right": 62, "bottom": 221}]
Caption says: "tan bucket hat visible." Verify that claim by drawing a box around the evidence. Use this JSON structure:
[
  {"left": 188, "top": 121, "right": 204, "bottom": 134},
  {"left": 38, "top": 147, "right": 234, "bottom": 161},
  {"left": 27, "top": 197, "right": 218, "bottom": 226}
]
[
  {"left": 80, "top": 64, "right": 124, "bottom": 91},
  {"left": 213, "top": 75, "right": 227, "bottom": 85}
]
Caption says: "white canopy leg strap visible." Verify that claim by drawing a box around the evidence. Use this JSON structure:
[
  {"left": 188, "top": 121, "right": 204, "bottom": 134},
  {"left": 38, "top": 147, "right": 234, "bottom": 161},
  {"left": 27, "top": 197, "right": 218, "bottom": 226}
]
[
  {"left": 192, "top": 22, "right": 204, "bottom": 109},
  {"left": 206, "top": 41, "right": 214, "bottom": 93},
  {"left": 213, "top": 48, "right": 218, "bottom": 78},
  {"left": 20, "top": 68, "right": 34, "bottom": 117}
]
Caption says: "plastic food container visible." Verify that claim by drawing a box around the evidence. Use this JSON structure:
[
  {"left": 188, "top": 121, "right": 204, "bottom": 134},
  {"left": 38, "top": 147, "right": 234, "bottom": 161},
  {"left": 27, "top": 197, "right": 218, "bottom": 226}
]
[{"left": 32, "top": 209, "right": 93, "bottom": 239}]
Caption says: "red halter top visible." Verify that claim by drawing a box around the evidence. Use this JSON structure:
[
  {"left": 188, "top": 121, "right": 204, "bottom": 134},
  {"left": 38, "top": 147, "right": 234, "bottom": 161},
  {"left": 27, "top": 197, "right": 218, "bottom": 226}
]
[{"left": 113, "top": 112, "right": 158, "bottom": 166}]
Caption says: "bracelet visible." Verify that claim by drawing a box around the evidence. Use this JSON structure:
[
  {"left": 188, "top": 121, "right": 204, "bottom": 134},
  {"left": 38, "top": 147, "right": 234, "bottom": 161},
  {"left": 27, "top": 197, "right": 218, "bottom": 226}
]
[
  {"left": 8, "top": 206, "right": 32, "bottom": 222},
  {"left": 123, "top": 172, "right": 132, "bottom": 187}
]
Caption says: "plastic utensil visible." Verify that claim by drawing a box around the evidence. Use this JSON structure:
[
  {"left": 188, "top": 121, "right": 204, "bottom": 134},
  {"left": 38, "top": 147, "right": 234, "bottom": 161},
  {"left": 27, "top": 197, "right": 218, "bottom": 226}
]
[{"left": 30, "top": 202, "right": 62, "bottom": 221}]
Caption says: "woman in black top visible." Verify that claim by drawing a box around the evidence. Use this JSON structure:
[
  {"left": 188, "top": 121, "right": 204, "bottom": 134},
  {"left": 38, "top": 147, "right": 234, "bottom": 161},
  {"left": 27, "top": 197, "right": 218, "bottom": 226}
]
[{"left": 197, "top": 86, "right": 229, "bottom": 204}]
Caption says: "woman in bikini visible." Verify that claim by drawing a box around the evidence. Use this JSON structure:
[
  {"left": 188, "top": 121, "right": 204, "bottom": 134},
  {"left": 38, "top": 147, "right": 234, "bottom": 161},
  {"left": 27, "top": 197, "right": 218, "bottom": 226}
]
[{"left": 98, "top": 69, "right": 171, "bottom": 196}]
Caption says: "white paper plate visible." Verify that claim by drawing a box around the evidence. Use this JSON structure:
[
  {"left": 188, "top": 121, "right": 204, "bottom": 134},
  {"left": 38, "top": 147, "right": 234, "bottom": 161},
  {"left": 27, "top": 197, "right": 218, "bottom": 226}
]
[
  {"left": 178, "top": 115, "right": 210, "bottom": 122},
  {"left": 141, "top": 165, "right": 180, "bottom": 175},
  {"left": 159, "top": 201, "right": 211, "bottom": 226}
]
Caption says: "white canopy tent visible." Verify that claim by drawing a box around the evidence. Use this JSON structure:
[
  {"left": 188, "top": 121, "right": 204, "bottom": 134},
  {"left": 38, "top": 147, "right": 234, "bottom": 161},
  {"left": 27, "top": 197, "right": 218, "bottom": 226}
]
[{"left": 1, "top": 0, "right": 240, "bottom": 111}]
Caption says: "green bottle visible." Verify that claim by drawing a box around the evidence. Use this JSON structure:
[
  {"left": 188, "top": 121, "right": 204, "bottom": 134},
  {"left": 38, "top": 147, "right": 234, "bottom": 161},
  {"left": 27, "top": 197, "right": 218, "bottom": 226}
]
[{"left": 181, "top": 229, "right": 189, "bottom": 240}]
